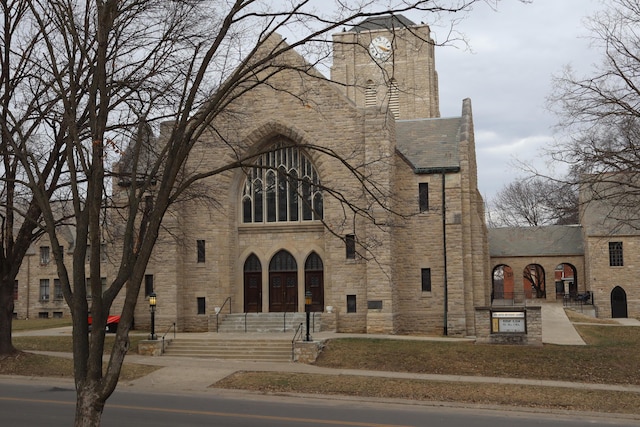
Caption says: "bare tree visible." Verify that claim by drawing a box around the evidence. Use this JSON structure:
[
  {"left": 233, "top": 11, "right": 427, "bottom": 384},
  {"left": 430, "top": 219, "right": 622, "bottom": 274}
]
[
  {"left": 548, "top": 0, "right": 640, "bottom": 228},
  {"left": 6, "top": 0, "right": 491, "bottom": 424},
  {"left": 0, "top": 0, "right": 68, "bottom": 355},
  {"left": 488, "top": 177, "right": 578, "bottom": 227}
]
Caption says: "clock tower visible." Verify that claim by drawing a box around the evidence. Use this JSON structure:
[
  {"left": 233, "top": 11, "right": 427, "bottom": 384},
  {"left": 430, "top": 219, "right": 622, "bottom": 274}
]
[{"left": 331, "top": 15, "right": 440, "bottom": 120}]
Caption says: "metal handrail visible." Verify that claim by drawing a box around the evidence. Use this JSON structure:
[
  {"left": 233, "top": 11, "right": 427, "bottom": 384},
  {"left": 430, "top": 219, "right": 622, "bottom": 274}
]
[
  {"left": 244, "top": 312, "right": 248, "bottom": 333},
  {"left": 311, "top": 311, "right": 316, "bottom": 333},
  {"left": 215, "top": 297, "right": 232, "bottom": 333},
  {"left": 161, "top": 322, "right": 176, "bottom": 354},
  {"left": 283, "top": 310, "right": 287, "bottom": 332},
  {"left": 291, "top": 322, "right": 304, "bottom": 361}
]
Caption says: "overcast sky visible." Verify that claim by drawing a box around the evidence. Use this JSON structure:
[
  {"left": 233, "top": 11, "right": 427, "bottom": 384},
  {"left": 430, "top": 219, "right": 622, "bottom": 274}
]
[{"left": 431, "top": 0, "right": 604, "bottom": 201}]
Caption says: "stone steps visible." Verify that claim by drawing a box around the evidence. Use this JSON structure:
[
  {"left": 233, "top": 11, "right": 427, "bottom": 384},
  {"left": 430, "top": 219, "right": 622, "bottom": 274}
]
[
  {"left": 216, "top": 312, "right": 321, "bottom": 333},
  {"left": 163, "top": 338, "right": 293, "bottom": 361},
  {"left": 162, "top": 313, "right": 322, "bottom": 361}
]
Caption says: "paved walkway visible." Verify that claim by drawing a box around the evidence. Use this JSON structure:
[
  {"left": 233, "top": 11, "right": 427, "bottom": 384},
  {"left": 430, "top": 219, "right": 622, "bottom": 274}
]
[
  {"left": 10, "top": 305, "right": 640, "bottom": 399},
  {"left": 541, "top": 303, "right": 587, "bottom": 345}
]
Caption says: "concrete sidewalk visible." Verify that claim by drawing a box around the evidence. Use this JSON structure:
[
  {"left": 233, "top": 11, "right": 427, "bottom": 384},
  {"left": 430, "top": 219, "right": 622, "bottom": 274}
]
[{"left": 119, "top": 350, "right": 640, "bottom": 397}]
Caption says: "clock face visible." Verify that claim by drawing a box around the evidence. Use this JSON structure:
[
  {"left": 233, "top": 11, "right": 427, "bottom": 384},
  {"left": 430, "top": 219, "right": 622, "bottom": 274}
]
[{"left": 368, "top": 36, "right": 392, "bottom": 61}]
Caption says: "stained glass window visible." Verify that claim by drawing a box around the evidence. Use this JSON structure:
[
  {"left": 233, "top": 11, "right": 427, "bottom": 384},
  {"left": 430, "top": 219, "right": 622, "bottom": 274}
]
[{"left": 242, "top": 143, "right": 323, "bottom": 223}]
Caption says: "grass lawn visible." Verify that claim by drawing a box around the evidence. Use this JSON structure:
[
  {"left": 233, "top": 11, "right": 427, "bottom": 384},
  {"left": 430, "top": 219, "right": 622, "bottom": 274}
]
[
  {"left": 2, "top": 323, "right": 157, "bottom": 381},
  {"left": 11, "top": 335, "right": 147, "bottom": 354},
  {"left": 308, "top": 325, "right": 640, "bottom": 385},
  {"left": 0, "top": 352, "right": 158, "bottom": 381},
  {"left": 215, "top": 318, "right": 640, "bottom": 415},
  {"left": 12, "top": 318, "right": 72, "bottom": 331}
]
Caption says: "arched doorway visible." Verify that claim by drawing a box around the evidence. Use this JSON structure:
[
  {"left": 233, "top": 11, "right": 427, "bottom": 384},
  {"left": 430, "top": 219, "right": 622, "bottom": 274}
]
[
  {"left": 492, "top": 264, "right": 514, "bottom": 301},
  {"left": 305, "top": 252, "right": 324, "bottom": 312},
  {"left": 243, "top": 254, "right": 262, "bottom": 313},
  {"left": 523, "top": 264, "right": 545, "bottom": 299},
  {"left": 269, "top": 250, "right": 298, "bottom": 312},
  {"left": 611, "top": 286, "right": 628, "bottom": 318},
  {"left": 554, "top": 263, "right": 577, "bottom": 298}
]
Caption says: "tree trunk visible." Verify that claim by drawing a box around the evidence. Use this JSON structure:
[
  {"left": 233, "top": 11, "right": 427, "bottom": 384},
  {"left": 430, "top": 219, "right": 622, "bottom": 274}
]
[
  {"left": 0, "top": 277, "right": 17, "bottom": 355},
  {"left": 75, "top": 382, "right": 105, "bottom": 427}
]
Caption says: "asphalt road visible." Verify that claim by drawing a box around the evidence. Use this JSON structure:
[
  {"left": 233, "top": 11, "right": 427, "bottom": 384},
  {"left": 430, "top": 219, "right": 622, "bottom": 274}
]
[{"left": 2, "top": 380, "right": 639, "bottom": 427}]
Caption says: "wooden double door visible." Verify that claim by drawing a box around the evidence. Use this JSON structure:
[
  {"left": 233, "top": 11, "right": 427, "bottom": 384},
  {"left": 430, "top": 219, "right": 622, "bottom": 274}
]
[{"left": 269, "top": 272, "right": 298, "bottom": 312}]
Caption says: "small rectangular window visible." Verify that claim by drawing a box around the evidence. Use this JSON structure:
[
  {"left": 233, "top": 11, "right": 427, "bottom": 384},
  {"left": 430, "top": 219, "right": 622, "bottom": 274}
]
[
  {"left": 419, "top": 183, "right": 429, "bottom": 212},
  {"left": 346, "top": 234, "right": 356, "bottom": 259},
  {"left": 609, "top": 242, "right": 624, "bottom": 266},
  {"left": 197, "top": 297, "right": 206, "bottom": 315},
  {"left": 145, "top": 274, "right": 154, "bottom": 297},
  {"left": 346, "top": 294, "right": 356, "bottom": 313},
  {"left": 197, "top": 240, "right": 206, "bottom": 263},
  {"left": 421, "top": 268, "right": 432, "bottom": 292},
  {"left": 40, "top": 246, "right": 50, "bottom": 265},
  {"left": 38, "top": 312, "right": 49, "bottom": 319},
  {"left": 367, "top": 300, "right": 383, "bottom": 310},
  {"left": 39, "top": 279, "right": 50, "bottom": 301}
]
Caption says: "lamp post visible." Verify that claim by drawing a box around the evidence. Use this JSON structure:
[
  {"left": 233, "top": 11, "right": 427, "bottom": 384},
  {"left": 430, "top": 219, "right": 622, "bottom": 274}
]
[
  {"left": 149, "top": 292, "right": 157, "bottom": 340},
  {"left": 305, "top": 290, "right": 312, "bottom": 342}
]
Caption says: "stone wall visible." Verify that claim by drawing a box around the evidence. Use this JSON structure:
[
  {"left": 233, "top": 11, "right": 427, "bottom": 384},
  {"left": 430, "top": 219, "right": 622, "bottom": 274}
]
[
  {"left": 474, "top": 306, "right": 542, "bottom": 346},
  {"left": 585, "top": 235, "right": 640, "bottom": 319}
]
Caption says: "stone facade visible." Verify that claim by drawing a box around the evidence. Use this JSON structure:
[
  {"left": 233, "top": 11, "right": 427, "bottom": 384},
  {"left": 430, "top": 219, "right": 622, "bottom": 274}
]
[
  {"left": 488, "top": 192, "right": 640, "bottom": 320},
  {"left": 12, "top": 226, "right": 115, "bottom": 320},
  {"left": 131, "top": 16, "right": 490, "bottom": 336},
  {"left": 12, "top": 16, "right": 491, "bottom": 337},
  {"left": 583, "top": 235, "right": 640, "bottom": 318}
]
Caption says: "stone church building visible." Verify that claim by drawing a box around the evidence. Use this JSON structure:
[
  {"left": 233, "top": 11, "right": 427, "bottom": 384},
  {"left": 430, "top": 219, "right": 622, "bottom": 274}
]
[
  {"left": 128, "top": 16, "right": 491, "bottom": 336},
  {"left": 13, "top": 16, "right": 491, "bottom": 337},
  {"left": 14, "top": 16, "right": 639, "bottom": 336}
]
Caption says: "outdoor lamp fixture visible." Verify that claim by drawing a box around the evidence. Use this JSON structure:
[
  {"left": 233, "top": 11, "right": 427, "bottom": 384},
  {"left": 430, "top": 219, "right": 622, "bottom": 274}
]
[
  {"left": 305, "top": 290, "right": 312, "bottom": 342},
  {"left": 149, "top": 292, "right": 157, "bottom": 340}
]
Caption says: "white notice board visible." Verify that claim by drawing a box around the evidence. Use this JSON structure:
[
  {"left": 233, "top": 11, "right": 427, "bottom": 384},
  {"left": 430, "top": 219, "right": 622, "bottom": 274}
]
[{"left": 491, "top": 311, "right": 526, "bottom": 333}]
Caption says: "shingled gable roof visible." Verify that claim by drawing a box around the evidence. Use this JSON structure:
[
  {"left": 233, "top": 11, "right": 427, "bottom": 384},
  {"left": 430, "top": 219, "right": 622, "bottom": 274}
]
[
  {"left": 395, "top": 117, "right": 461, "bottom": 173},
  {"left": 488, "top": 225, "right": 584, "bottom": 258}
]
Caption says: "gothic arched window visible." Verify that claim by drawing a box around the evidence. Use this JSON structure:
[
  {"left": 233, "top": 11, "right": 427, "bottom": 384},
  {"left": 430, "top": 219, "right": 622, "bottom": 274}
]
[{"left": 242, "top": 142, "right": 323, "bottom": 223}]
